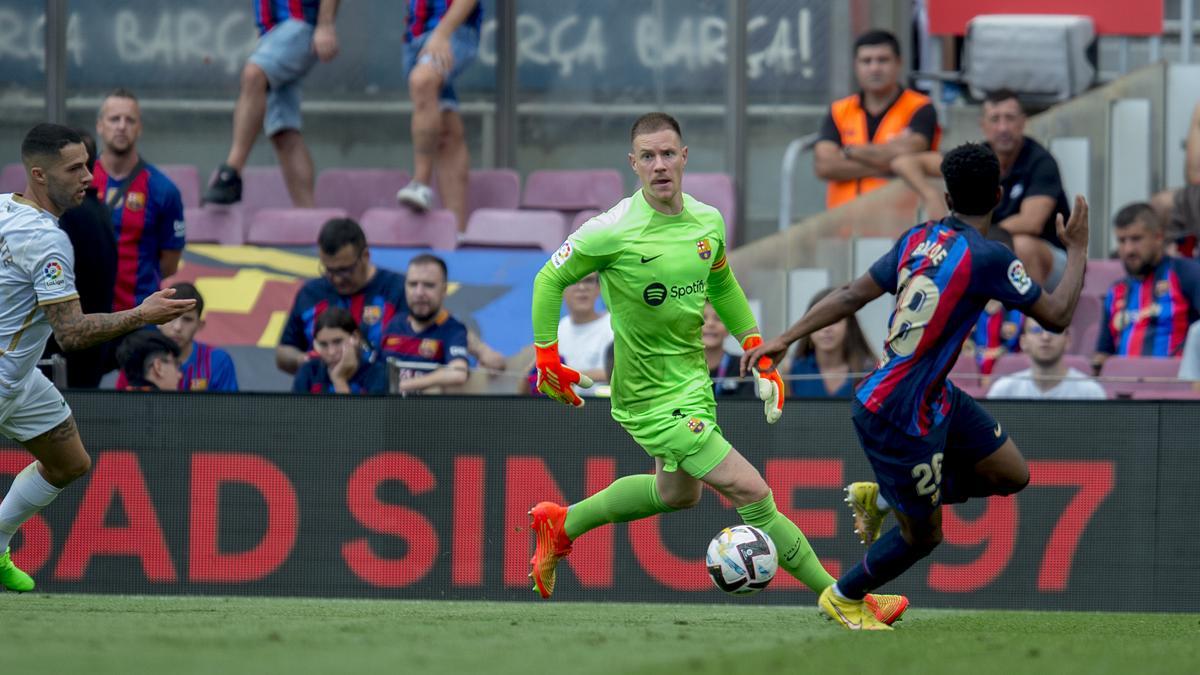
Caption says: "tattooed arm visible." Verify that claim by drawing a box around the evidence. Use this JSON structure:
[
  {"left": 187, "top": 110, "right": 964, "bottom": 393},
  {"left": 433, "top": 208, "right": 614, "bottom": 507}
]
[{"left": 43, "top": 289, "right": 196, "bottom": 352}]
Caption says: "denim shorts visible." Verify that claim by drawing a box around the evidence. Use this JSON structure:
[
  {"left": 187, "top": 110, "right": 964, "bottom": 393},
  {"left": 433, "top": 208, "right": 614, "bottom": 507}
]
[
  {"left": 249, "top": 19, "right": 319, "bottom": 135},
  {"left": 403, "top": 25, "right": 480, "bottom": 111}
]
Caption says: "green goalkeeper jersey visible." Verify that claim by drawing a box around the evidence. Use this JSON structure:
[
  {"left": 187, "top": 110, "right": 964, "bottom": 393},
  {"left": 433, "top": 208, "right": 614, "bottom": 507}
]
[{"left": 532, "top": 189, "right": 758, "bottom": 415}]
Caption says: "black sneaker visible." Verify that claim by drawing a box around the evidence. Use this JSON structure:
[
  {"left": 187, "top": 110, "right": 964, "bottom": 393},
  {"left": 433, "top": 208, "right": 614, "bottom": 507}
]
[{"left": 204, "top": 164, "right": 242, "bottom": 205}]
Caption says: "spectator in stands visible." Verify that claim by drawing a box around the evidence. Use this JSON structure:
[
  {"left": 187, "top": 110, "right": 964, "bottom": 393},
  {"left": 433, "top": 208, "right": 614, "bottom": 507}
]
[
  {"left": 158, "top": 283, "right": 239, "bottom": 392},
  {"left": 988, "top": 319, "right": 1105, "bottom": 399},
  {"left": 395, "top": 0, "right": 482, "bottom": 233},
  {"left": 381, "top": 254, "right": 470, "bottom": 394},
  {"left": 93, "top": 88, "right": 186, "bottom": 311},
  {"left": 813, "top": 29, "right": 940, "bottom": 211},
  {"left": 786, "top": 288, "right": 876, "bottom": 398},
  {"left": 293, "top": 307, "right": 387, "bottom": 394},
  {"left": 1094, "top": 202, "right": 1200, "bottom": 370},
  {"left": 204, "top": 0, "right": 341, "bottom": 207},
  {"left": 116, "top": 331, "right": 183, "bottom": 392},
  {"left": 41, "top": 128, "right": 117, "bottom": 388},
  {"left": 702, "top": 302, "right": 755, "bottom": 398},
  {"left": 1178, "top": 321, "right": 1200, "bottom": 391},
  {"left": 892, "top": 90, "right": 1070, "bottom": 288},
  {"left": 556, "top": 273, "right": 613, "bottom": 394},
  {"left": 277, "top": 218, "right": 407, "bottom": 374},
  {"left": 1151, "top": 102, "right": 1200, "bottom": 258}
]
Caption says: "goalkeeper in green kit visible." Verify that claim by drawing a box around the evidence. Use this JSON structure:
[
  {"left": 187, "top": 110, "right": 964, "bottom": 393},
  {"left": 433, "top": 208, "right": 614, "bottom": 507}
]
[{"left": 527, "top": 112, "right": 908, "bottom": 625}]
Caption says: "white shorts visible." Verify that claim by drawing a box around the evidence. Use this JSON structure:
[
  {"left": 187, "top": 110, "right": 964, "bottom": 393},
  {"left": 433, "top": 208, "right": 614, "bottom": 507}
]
[{"left": 0, "top": 369, "right": 71, "bottom": 443}]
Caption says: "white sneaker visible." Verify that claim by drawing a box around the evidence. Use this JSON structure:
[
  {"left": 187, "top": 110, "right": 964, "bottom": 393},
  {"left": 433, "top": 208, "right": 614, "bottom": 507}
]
[{"left": 396, "top": 180, "right": 434, "bottom": 211}]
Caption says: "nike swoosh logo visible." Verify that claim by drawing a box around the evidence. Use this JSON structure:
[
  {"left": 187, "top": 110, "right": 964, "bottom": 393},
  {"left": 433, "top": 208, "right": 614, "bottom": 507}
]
[
  {"left": 831, "top": 603, "right": 861, "bottom": 630},
  {"left": 640, "top": 254, "right": 663, "bottom": 263}
]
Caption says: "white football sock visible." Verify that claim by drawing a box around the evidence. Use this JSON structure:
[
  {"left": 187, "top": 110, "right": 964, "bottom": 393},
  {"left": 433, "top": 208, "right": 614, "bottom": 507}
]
[
  {"left": 0, "top": 462, "right": 62, "bottom": 553},
  {"left": 875, "top": 492, "right": 891, "bottom": 512}
]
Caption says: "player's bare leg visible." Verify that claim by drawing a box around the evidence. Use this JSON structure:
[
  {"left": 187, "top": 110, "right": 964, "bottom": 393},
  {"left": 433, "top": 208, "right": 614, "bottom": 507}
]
[
  {"left": 270, "top": 129, "right": 315, "bottom": 207},
  {"left": 0, "top": 417, "right": 90, "bottom": 591},
  {"left": 435, "top": 110, "right": 470, "bottom": 233}
]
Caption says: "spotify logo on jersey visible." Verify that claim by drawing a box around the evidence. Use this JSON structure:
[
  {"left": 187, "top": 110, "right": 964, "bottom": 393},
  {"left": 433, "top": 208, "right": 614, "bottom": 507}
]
[{"left": 643, "top": 282, "right": 667, "bottom": 306}]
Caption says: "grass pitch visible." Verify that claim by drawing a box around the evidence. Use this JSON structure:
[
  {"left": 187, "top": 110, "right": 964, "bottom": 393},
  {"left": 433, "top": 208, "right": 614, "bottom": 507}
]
[{"left": 2, "top": 595, "right": 1197, "bottom": 675}]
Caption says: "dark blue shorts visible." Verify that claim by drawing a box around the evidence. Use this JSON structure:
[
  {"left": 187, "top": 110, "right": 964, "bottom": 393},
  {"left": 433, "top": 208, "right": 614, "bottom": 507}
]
[{"left": 851, "top": 386, "right": 1008, "bottom": 518}]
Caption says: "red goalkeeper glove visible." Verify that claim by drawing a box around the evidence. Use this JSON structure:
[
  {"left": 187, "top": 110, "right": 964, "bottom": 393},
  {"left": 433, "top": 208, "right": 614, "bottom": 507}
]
[
  {"left": 535, "top": 342, "right": 594, "bottom": 408},
  {"left": 741, "top": 334, "right": 784, "bottom": 424}
]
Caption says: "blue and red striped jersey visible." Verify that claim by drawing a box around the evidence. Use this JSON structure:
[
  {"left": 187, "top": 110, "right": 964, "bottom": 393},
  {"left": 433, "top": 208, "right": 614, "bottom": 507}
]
[
  {"left": 406, "top": 0, "right": 483, "bottom": 40},
  {"left": 281, "top": 269, "right": 408, "bottom": 363},
  {"left": 856, "top": 218, "right": 1043, "bottom": 436},
  {"left": 181, "top": 342, "right": 239, "bottom": 392},
  {"left": 255, "top": 0, "right": 320, "bottom": 35},
  {"left": 292, "top": 356, "right": 388, "bottom": 394},
  {"left": 1097, "top": 256, "right": 1200, "bottom": 356},
  {"left": 91, "top": 161, "right": 186, "bottom": 311},
  {"left": 381, "top": 309, "right": 469, "bottom": 365},
  {"left": 970, "top": 302, "right": 1024, "bottom": 375}
]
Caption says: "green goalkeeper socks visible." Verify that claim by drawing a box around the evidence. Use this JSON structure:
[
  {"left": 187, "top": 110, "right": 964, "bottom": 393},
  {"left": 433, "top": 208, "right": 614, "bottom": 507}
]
[
  {"left": 563, "top": 474, "right": 677, "bottom": 540},
  {"left": 736, "top": 492, "right": 836, "bottom": 593}
]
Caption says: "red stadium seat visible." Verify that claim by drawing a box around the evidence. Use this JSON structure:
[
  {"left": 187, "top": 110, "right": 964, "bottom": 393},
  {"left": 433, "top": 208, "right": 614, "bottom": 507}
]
[
  {"left": 1099, "top": 356, "right": 1187, "bottom": 398},
  {"left": 991, "top": 353, "right": 1094, "bottom": 378},
  {"left": 359, "top": 208, "right": 458, "bottom": 250},
  {"left": 246, "top": 207, "right": 348, "bottom": 246},
  {"left": 1082, "top": 259, "right": 1125, "bottom": 299},
  {"left": 465, "top": 169, "right": 521, "bottom": 216},
  {"left": 183, "top": 206, "right": 245, "bottom": 245},
  {"left": 159, "top": 164, "right": 200, "bottom": 209},
  {"left": 684, "top": 172, "right": 736, "bottom": 244},
  {"left": 950, "top": 351, "right": 982, "bottom": 390},
  {"left": 316, "top": 169, "right": 411, "bottom": 220},
  {"left": 460, "top": 208, "right": 567, "bottom": 253},
  {"left": 1, "top": 163, "right": 26, "bottom": 193},
  {"left": 521, "top": 169, "right": 624, "bottom": 212}
]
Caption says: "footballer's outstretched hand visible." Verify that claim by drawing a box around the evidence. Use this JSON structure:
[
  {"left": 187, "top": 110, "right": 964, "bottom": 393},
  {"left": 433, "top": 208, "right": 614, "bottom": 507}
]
[
  {"left": 535, "top": 342, "right": 594, "bottom": 408},
  {"left": 741, "top": 334, "right": 784, "bottom": 424}
]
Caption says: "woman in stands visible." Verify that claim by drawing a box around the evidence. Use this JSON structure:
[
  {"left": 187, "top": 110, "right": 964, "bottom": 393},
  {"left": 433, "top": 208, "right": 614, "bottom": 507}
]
[
  {"left": 292, "top": 307, "right": 388, "bottom": 394},
  {"left": 787, "top": 287, "right": 877, "bottom": 398}
]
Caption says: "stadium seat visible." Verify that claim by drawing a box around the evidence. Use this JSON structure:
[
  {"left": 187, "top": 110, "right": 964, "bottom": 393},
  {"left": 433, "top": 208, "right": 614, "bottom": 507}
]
[
  {"left": 684, "top": 172, "right": 736, "bottom": 244},
  {"left": 570, "top": 209, "right": 602, "bottom": 233},
  {"left": 1131, "top": 388, "right": 1200, "bottom": 400},
  {"left": 465, "top": 168, "right": 521, "bottom": 216},
  {"left": 1083, "top": 259, "right": 1125, "bottom": 299},
  {"left": 1068, "top": 294, "right": 1102, "bottom": 355},
  {"left": 521, "top": 169, "right": 624, "bottom": 212},
  {"left": 1, "top": 162, "right": 26, "bottom": 193},
  {"left": 459, "top": 208, "right": 567, "bottom": 253},
  {"left": 315, "top": 169, "right": 411, "bottom": 220},
  {"left": 183, "top": 206, "right": 245, "bottom": 245},
  {"left": 210, "top": 166, "right": 292, "bottom": 216},
  {"left": 359, "top": 208, "right": 458, "bottom": 250},
  {"left": 991, "top": 353, "right": 1094, "bottom": 378},
  {"left": 1099, "top": 356, "right": 1187, "bottom": 397},
  {"left": 159, "top": 164, "right": 200, "bottom": 209},
  {"left": 246, "top": 207, "right": 348, "bottom": 246}
]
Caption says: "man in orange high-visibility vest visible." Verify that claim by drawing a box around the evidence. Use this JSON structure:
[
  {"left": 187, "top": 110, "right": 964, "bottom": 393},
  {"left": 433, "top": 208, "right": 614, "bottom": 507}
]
[{"left": 814, "top": 30, "right": 941, "bottom": 210}]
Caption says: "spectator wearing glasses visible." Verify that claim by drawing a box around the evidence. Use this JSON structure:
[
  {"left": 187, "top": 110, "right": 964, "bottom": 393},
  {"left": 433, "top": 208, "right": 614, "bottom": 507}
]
[
  {"left": 293, "top": 307, "right": 387, "bottom": 394},
  {"left": 988, "top": 319, "right": 1105, "bottom": 399},
  {"left": 276, "top": 218, "right": 407, "bottom": 375}
]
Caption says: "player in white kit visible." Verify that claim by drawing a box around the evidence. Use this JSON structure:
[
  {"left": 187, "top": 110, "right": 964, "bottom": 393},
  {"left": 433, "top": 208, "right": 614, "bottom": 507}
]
[{"left": 0, "top": 124, "right": 195, "bottom": 591}]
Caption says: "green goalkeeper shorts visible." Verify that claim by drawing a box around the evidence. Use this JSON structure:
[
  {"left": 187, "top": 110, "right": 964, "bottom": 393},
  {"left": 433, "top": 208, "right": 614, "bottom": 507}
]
[{"left": 612, "top": 398, "right": 732, "bottom": 478}]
